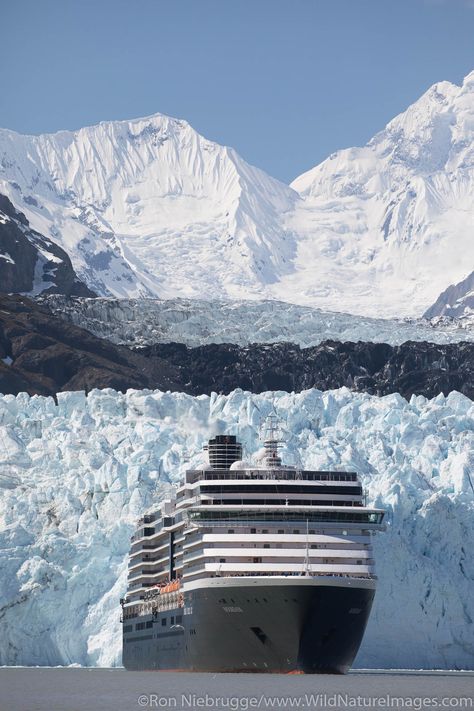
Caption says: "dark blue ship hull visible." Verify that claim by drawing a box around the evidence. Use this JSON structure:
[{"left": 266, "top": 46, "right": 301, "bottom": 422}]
[{"left": 122, "top": 580, "right": 375, "bottom": 674}]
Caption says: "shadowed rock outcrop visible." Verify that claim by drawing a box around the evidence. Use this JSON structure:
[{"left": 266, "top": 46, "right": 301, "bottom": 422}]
[
  {"left": 0, "top": 295, "right": 178, "bottom": 396},
  {"left": 0, "top": 195, "right": 95, "bottom": 297},
  {"left": 138, "top": 340, "right": 474, "bottom": 401},
  {"left": 0, "top": 294, "right": 471, "bottom": 400}
]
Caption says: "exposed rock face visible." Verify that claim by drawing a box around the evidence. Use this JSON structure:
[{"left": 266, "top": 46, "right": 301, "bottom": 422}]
[
  {"left": 0, "top": 295, "right": 471, "bottom": 400},
  {"left": 138, "top": 340, "right": 474, "bottom": 401},
  {"left": 0, "top": 295, "right": 177, "bottom": 396},
  {"left": 0, "top": 195, "right": 95, "bottom": 297}
]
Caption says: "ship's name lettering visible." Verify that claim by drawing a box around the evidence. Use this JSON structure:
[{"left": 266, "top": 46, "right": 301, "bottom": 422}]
[{"left": 222, "top": 606, "right": 243, "bottom": 613}]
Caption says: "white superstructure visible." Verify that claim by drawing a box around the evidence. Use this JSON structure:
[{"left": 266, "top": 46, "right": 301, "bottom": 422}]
[{"left": 123, "top": 423, "right": 385, "bottom": 618}]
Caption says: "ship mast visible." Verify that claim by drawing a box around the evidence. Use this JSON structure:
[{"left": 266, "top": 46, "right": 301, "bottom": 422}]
[{"left": 261, "top": 414, "right": 283, "bottom": 468}]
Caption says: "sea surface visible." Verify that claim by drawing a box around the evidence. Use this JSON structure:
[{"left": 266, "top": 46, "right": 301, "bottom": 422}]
[{"left": 0, "top": 669, "right": 473, "bottom": 711}]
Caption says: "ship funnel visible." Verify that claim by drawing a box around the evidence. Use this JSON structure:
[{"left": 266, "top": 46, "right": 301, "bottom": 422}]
[{"left": 205, "top": 434, "right": 242, "bottom": 470}]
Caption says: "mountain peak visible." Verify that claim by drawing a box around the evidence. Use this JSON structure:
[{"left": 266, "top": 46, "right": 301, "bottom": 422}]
[
  {"left": 0, "top": 110, "right": 191, "bottom": 142},
  {"left": 1, "top": 71, "right": 473, "bottom": 319},
  {"left": 462, "top": 68, "right": 474, "bottom": 86},
  {"left": 0, "top": 107, "right": 297, "bottom": 302}
]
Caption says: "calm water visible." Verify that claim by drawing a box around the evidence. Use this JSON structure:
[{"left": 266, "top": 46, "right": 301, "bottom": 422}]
[{"left": 0, "top": 669, "right": 472, "bottom": 711}]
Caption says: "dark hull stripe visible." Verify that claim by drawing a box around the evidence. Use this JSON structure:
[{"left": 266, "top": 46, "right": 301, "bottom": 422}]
[{"left": 123, "top": 583, "right": 375, "bottom": 674}]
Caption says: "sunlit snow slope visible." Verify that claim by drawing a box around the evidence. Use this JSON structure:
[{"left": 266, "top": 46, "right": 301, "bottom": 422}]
[
  {"left": 289, "top": 71, "right": 474, "bottom": 317},
  {"left": 1, "top": 71, "right": 474, "bottom": 317},
  {"left": 0, "top": 116, "right": 297, "bottom": 301},
  {"left": 0, "top": 388, "right": 473, "bottom": 669}
]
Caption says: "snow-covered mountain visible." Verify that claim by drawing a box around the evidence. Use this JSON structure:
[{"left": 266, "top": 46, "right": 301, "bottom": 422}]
[
  {"left": 0, "top": 115, "right": 298, "bottom": 301},
  {"left": 1, "top": 72, "right": 474, "bottom": 317},
  {"left": 289, "top": 71, "right": 474, "bottom": 318},
  {"left": 0, "top": 387, "right": 473, "bottom": 669},
  {"left": 424, "top": 270, "right": 474, "bottom": 320},
  {"left": 0, "top": 195, "right": 94, "bottom": 297}
]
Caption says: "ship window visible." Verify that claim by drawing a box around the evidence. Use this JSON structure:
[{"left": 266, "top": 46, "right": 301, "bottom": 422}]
[
  {"left": 293, "top": 529, "right": 299, "bottom": 534},
  {"left": 263, "top": 544, "right": 270, "bottom": 549},
  {"left": 278, "top": 529, "right": 284, "bottom": 534},
  {"left": 176, "top": 615, "right": 182, "bottom": 624},
  {"left": 309, "top": 530, "right": 315, "bottom": 534},
  {"left": 171, "top": 616, "right": 175, "bottom": 625},
  {"left": 219, "top": 558, "right": 226, "bottom": 563},
  {"left": 262, "top": 529, "right": 268, "bottom": 533},
  {"left": 146, "top": 621, "right": 153, "bottom": 629},
  {"left": 253, "top": 557, "right": 262, "bottom": 563},
  {"left": 228, "top": 529, "right": 234, "bottom": 533},
  {"left": 251, "top": 528, "right": 256, "bottom": 534},
  {"left": 161, "top": 618, "right": 167, "bottom": 626}
]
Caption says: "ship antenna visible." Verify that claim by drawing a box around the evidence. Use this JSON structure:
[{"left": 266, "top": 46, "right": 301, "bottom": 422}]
[{"left": 260, "top": 413, "right": 283, "bottom": 469}]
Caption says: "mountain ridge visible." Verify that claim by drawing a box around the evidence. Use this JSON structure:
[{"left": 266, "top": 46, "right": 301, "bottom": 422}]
[{"left": 1, "top": 72, "right": 474, "bottom": 317}]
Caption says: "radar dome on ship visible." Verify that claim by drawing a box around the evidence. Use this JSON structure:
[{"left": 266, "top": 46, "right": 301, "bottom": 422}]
[{"left": 229, "top": 460, "right": 253, "bottom": 470}]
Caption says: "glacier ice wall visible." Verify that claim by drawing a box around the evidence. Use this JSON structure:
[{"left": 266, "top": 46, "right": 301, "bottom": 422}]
[
  {"left": 0, "top": 387, "right": 473, "bottom": 669},
  {"left": 39, "top": 295, "right": 474, "bottom": 349}
]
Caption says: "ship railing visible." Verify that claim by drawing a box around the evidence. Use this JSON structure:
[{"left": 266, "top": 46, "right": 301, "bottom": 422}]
[
  {"left": 185, "top": 498, "right": 363, "bottom": 508},
  {"left": 187, "top": 511, "right": 384, "bottom": 525},
  {"left": 182, "top": 569, "right": 378, "bottom": 582},
  {"left": 186, "top": 470, "right": 358, "bottom": 483},
  {"left": 184, "top": 518, "right": 382, "bottom": 529},
  {"left": 130, "top": 519, "right": 165, "bottom": 543}
]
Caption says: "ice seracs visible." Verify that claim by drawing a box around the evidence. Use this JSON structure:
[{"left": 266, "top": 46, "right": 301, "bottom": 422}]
[
  {"left": 0, "top": 387, "right": 472, "bottom": 669},
  {"left": 39, "top": 295, "right": 474, "bottom": 350}
]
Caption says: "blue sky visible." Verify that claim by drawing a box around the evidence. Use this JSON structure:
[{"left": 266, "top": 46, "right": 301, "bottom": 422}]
[{"left": 1, "top": 0, "right": 474, "bottom": 183}]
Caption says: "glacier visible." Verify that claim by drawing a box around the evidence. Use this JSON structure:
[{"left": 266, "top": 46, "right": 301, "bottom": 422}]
[
  {"left": 0, "top": 387, "right": 473, "bottom": 669},
  {"left": 2, "top": 71, "right": 474, "bottom": 317},
  {"left": 39, "top": 295, "right": 474, "bottom": 349}
]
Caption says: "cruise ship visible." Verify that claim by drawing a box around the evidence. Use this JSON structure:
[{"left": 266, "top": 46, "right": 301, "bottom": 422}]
[{"left": 121, "top": 418, "right": 385, "bottom": 673}]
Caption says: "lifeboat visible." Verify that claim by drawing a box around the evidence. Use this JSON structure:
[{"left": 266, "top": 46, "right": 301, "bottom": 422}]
[{"left": 158, "top": 580, "right": 180, "bottom": 595}]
